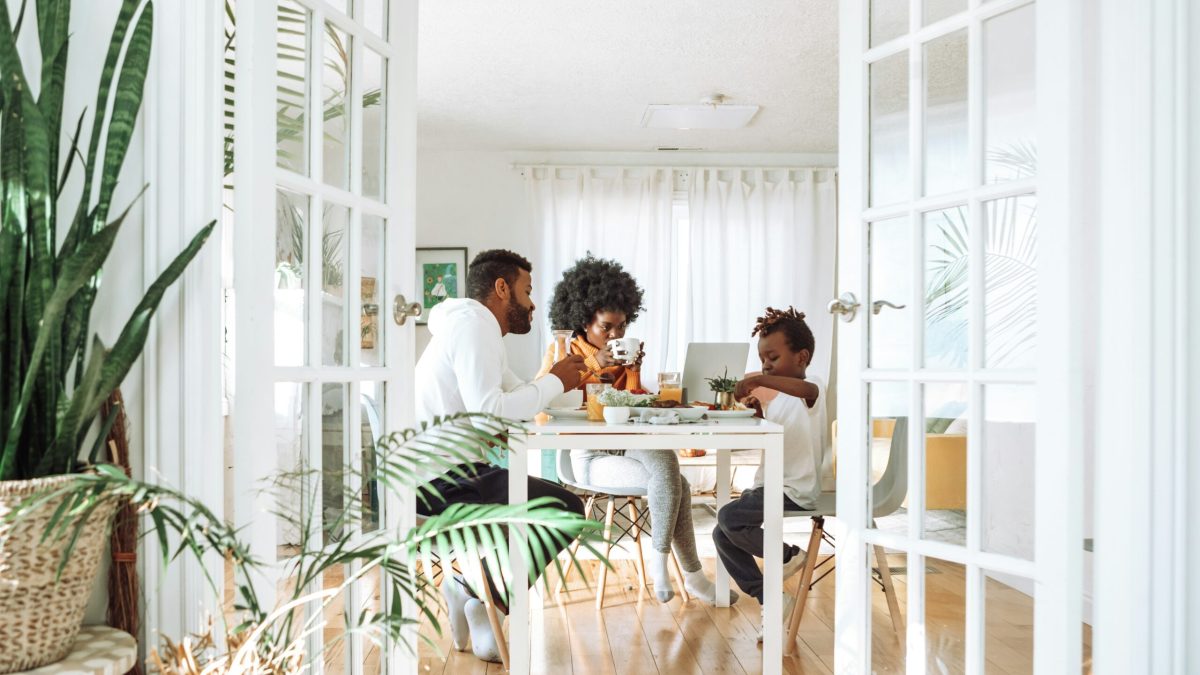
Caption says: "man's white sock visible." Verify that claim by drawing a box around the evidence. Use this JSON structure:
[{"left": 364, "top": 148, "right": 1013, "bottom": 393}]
[
  {"left": 464, "top": 598, "right": 503, "bottom": 663},
  {"left": 441, "top": 577, "right": 471, "bottom": 652}
]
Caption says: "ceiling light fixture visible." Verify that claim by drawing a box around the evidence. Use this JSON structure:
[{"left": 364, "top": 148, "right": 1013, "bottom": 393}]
[{"left": 640, "top": 93, "right": 759, "bottom": 130}]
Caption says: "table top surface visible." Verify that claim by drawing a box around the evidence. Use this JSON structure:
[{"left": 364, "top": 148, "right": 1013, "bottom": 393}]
[{"left": 513, "top": 417, "right": 784, "bottom": 435}]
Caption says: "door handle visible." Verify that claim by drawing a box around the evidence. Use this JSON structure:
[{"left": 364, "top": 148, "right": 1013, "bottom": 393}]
[
  {"left": 827, "top": 292, "right": 861, "bottom": 323},
  {"left": 871, "top": 300, "right": 907, "bottom": 315},
  {"left": 393, "top": 294, "right": 422, "bottom": 325}
]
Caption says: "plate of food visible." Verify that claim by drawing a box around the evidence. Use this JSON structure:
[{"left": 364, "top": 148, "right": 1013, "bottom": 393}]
[
  {"left": 543, "top": 407, "right": 589, "bottom": 420},
  {"left": 704, "top": 408, "right": 757, "bottom": 419}
]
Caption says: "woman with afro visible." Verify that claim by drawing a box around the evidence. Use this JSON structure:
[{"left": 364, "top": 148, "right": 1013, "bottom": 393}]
[{"left": 536, "top": 254, "right": 732, "bottom": 606}]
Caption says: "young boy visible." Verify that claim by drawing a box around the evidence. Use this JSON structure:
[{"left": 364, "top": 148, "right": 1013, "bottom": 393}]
[{"left": 711, "top": 306, "right": 828, "bottom": 639}]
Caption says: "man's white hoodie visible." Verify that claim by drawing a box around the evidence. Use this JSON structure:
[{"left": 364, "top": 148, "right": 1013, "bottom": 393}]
[{"left": 416, "top": 298, "right": 564, "bottom": 424}]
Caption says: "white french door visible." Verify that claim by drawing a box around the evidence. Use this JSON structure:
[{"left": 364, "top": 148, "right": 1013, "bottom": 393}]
[
  {"left": 232, "top": 0, "right": 418, "bottom": 673},
  {"left": 834, "top": 0, "right": 1069, "bottom": 673}
]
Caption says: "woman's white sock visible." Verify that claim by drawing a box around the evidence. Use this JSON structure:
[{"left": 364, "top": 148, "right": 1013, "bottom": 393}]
[
  {"left": 649, "top": 551, "right": 675, "bottom": 603},
  {"left": 685, "top": 569, "right": 739, "bottom": 606},
  {"left": 464, "top": 598, "right": 503, "bottom": 663}
]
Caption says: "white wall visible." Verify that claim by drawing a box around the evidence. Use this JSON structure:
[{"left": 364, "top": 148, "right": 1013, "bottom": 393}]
[{"left": 415, "top": 148, "right": 838, "bottom": 380}]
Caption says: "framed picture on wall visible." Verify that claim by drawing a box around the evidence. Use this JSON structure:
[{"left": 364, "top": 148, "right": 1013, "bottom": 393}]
[{"left": 415, "top": 247, "right": 469, "bottom": 324}]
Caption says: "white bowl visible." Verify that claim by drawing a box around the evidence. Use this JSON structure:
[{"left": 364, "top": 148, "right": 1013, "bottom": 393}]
[
  {"left": 603, "top": 406, "right": 631, "bottom": 425},
  {"left": 676, "top": 406, "right": 707, "bottom": 422}
]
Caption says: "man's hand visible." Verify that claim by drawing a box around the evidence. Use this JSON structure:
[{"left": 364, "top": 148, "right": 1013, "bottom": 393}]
[
  {"left": 549, "top": 354, "right": 587, "bottom": 391},
  {"left": 734, "top": 375, "right": 761, "bottom": 400},
  {"left": 594, "top": 346, "right": 619, "bottom": 369}
]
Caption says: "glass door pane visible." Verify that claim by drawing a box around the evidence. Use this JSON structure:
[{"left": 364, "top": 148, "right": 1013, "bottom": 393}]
[
  {"left": 323, "top": 22, "right": 352, "bottom": 189},
  {"left": 923, "top": 29, "right": 969, "bottom": 196},
  {"left": 870, "top": 51, "right": 910, "bottom": 207},
  {"left": 983, "top": 4, "right": 1036, "bottom": 182}
]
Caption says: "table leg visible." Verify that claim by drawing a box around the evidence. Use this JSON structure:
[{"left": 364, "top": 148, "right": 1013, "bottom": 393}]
[
  {"left": 762, "top": 436, "right": 784, "bottom": 675},
  {"left": 715, "top": 448, "right": 731, "bottom": 607},
  {"left": 508, "top": 445, "right": 530, "bottom": 673}
]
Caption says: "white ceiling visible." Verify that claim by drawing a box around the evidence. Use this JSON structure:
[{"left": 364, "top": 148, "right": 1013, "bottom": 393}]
[{"left": 417, "top": 1, "right": 839, "bottom": 152}]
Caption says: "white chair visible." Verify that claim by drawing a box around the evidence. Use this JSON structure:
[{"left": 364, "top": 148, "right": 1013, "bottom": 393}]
[
  {"left": 553, "top": 449, "right": 691, "bottom": 608},
  {"left": 783, "top": 417, "right": 908, "bottom": 654}
]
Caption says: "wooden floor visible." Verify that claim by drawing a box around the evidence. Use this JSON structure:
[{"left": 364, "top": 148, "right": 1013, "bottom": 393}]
[
  {"left": 415, "top": 553, "right": 1090, "bottom": 675},
  {"left": 230, "top": 549, "right": 1090, "bottom": 674}
]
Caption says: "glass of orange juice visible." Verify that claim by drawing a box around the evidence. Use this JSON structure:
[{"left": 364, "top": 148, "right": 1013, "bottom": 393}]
[
  {"left": 658, "top": 372, "right": 683, "bottom": 403},
  {"left": 586, "top": 383, "right": 609, "bottom": 421}
]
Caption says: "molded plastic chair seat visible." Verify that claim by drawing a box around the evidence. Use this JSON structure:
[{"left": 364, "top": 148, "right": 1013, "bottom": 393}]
[{"left": 556, "top": 449, "right": 648, "bottom": 497}]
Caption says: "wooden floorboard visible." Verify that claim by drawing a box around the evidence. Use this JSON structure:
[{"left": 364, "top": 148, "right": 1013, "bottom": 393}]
[{"left": 229, "top": 531, "right": 1055, "bottom": 674}]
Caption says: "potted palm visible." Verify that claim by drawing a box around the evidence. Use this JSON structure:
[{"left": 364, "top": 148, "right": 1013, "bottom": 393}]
[
  {"left": 0, "top": 1, "right": 214, "bottom": 670},
  {"left": 17, "top": 414, "right": 603, "bottom": 673}
]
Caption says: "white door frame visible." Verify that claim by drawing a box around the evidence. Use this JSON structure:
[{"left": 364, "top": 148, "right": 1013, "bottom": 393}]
[
  {"left": 142, "top": 0, "right": 228, "bottom": 643},
  {"left": 233, "top": 0, "right": 419, "bottom": 672},
  {"left": 1090, "top": 0, "right": 1197, "bottom": 672},
  {"left": 836, "top": 0, "right": 1069, "bottom": 672}
]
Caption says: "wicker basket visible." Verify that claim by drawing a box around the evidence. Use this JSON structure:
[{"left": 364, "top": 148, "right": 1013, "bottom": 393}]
[{"left": 0, "top": 475, "right": 118, "bottom": 673}]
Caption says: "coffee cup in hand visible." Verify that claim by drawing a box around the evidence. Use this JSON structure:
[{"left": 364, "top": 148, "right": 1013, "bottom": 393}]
[{"left": 607, "top": 338, "right": 642, "bottom": 364}]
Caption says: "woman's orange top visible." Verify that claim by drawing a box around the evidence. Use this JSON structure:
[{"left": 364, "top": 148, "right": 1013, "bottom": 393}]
[{"left": 537, "top": 335, "right": 642, "bottom": 392}]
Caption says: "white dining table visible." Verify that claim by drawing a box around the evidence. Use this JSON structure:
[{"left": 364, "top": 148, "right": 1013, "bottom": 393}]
[{"left": 506, "top": 416, "right": 787, "bottom": 675}]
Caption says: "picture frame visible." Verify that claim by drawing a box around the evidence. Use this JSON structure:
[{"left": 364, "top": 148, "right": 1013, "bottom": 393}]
[{"left": 415, "top": 247, "right": 469, "bottom": 324}]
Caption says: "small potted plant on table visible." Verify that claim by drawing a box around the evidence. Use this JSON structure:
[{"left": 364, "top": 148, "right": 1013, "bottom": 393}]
[{"left": 705, "top": 368, "right": 741, "bottom": 410}]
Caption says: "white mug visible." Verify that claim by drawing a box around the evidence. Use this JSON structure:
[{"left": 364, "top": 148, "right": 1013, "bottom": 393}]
[{"left": 607, "top": 338, "right": 642, "bottom": 364}]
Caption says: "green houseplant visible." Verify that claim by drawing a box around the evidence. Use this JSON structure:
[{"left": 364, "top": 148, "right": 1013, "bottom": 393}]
[
  {"left": 0, "top": 0, "right": 214, "bottom": 670},
  {"left": 18, "top": 414, "right": 604, "bottom": 673},
  {"left": 705, "top": 368, "right": 740, "bottom": 410}
]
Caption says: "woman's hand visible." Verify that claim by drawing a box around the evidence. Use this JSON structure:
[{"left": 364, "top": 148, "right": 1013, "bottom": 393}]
[
  {"left": 734, "top": 375, "right": 761, "bottom": 400},
  {"left": 594, "top": 346, "right": 620, "bottom": 369},
  {"left": 627, "top": 344, "right": 646, "bottom": 371}
]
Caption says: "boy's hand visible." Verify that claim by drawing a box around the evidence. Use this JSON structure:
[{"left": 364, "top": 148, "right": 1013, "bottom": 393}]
[
  {"left": 734, "top": 375, "right": 761, "bottom": 400},
  {"left": 742, "top": 395, "right": 764, "bottom": 418}
]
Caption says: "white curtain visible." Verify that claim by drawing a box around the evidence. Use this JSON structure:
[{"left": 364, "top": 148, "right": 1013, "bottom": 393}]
[
  {"left": 686, "top": 167, "right": 838, "bottom": 382},
  {"left": 526, "top": 167, "right": 676, "bottom": 386}
]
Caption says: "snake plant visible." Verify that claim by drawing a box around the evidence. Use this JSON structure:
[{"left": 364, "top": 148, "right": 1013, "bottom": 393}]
[{"left": 0, "top": 0, "right": 215, "bottom": 481}]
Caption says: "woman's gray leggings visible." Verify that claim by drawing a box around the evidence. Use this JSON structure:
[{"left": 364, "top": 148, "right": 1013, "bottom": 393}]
[{"left": 571, "top": 449, "right": 701, "bottom": 573}]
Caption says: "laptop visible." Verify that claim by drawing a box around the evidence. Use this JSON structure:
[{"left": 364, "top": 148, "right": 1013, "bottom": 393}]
[{"left": 681, "top": 342, "right": 751, "bottom": 405}]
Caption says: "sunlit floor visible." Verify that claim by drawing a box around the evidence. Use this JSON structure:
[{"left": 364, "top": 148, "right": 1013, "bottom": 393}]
[
  {"left": 414, "top": 552, "right": 1084, "bottom": 675},
  {"left": 235, "top": 512, "right": 1091, "bottom": 674}
]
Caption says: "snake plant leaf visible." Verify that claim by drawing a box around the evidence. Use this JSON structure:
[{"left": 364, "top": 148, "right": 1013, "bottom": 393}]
[
  {"left": 36, "top": 0, "right": 71, "bottom": 175},
  {"left": 43, "top": 220, "right": 216, "bottom": 473},
  {"left": 67, "top": 0, "right": 139, "bottom": 244},
  {"left": 94, "top": 1, "right": 152, "bottom": 228},
  {"left": 0, "top": 212, "right": 125, "bottom": 479}
]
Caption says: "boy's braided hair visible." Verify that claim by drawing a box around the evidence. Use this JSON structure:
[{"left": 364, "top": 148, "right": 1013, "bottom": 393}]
[{"left": 752, "top": 306, "right": 815, "bottom": 355}]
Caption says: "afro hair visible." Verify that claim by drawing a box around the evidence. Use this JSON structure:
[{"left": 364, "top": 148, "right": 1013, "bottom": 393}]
[{"left": 548, "top": 254, "right": 645, "bottom": 336}]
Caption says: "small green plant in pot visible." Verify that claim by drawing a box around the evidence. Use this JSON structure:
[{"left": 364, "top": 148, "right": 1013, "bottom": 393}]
[
  {"left": 0, "top": 1, "right": 214, "bottom": 670},
  {"left": 705, "top": 368, "right": 740, "bottom": 410}
]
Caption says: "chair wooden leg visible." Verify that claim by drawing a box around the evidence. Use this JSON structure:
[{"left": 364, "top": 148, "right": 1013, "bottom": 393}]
[
  {"left": 595, "top": 497, "right": 618, "bottom": 610},
  {"left": 628, "top": 498, "right": 649, "bottom": 592},
  {"left": 785, "top": 517, "right": 825, "bottom": 656},
  {"left": 476, "top": 559, "right": 510, "bottom": 671},
  {"left": 669, "top": 550, "right": 690, "bottom": 603},
  {"left": 874, "top": 544, "right": 905, "bottom": 635},
  {"left": 556, "top": 495, "right": 595, "bottom": 596}
]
